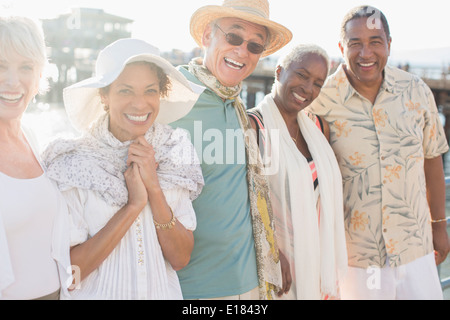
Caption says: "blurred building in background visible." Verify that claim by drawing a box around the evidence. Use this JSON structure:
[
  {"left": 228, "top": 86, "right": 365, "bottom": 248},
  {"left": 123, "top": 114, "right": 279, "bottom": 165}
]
[
  {"left": 41, "top": 8, "right": 133, "bottom": 102},
  {"left": 39, "top": 7, "right": 450, "bottom": 133}
]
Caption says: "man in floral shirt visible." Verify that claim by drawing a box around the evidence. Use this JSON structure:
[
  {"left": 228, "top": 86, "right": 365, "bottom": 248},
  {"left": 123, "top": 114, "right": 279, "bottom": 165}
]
[{"left": 309, "top": 5, "right": 449, "bottom": 299}]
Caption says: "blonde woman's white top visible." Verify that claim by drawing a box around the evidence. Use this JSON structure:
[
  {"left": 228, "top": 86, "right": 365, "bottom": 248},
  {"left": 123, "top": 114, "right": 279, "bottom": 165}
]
[
  {"left": 0, "top": 172, "right": 61, "bottom": 299},
  {"left": 0, "top": 126, "right": 71, "bottom": 300}
]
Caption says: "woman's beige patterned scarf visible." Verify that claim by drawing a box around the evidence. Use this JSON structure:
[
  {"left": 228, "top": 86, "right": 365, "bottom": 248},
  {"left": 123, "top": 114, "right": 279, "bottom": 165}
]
[{"left": 189, "top": 59, "right": 281, "bottom": 300}]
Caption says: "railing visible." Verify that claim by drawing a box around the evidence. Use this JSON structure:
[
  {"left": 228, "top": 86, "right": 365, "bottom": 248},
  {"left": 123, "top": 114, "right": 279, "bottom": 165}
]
[
  {"left": 440, "top": 214, "right": 450, "bottom": 289},
  {"left": 440, "top": 177, "right": 450, "bottom": 290}
]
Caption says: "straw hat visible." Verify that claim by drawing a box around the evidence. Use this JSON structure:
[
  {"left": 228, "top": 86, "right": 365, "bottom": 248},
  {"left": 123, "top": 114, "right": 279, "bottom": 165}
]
[
  {"left": 63, "top": 38, "right": 204, "bottom": 132},
  {"left": 190, "top": 0, "right": 292, "bottom": 57}
]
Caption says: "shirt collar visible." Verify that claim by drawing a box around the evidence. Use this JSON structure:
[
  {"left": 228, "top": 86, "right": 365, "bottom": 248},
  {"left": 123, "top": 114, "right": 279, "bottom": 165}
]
[
  {"left": 334, "top": 64, "right": 398, "bottom": 104},
  {"left": 381, "top": 65, "right": 397, "bottom": 94}
]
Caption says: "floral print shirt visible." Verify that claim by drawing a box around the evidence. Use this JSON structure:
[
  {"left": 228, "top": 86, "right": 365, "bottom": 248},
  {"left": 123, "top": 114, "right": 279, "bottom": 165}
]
[{"left": 309, "top": 65, "right": 449, "bottom": 268}]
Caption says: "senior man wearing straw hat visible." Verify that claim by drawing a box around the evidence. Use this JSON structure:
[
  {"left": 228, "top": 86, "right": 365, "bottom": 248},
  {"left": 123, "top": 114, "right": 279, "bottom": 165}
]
[{"left": 170, "top": 0, "right": 292, "bottom": 300}]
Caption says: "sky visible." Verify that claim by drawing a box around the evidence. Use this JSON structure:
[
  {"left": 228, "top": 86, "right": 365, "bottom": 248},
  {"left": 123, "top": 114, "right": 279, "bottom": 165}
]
[{"left": 1, "top": 0, "right": 450, "bottom": 64}]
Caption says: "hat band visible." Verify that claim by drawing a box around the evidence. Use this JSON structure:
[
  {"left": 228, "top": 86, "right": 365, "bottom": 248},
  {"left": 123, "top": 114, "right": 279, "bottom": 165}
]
[{"left": 228, "top": 6, "right": 268, "bottom": 19}]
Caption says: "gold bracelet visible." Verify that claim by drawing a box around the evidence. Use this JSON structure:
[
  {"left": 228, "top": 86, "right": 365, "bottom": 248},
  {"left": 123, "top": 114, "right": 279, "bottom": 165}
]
[
  {"left": 154, "top": 207, "right": 176, "bottom": 230},
  {"left": 431, "top": 218, "right": 448, "bottom": 224}
]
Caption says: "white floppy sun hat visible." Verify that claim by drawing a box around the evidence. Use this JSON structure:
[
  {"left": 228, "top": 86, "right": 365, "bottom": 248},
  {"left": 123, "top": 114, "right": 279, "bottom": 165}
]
[{"left": 63, "top": 38, "right": 204, "bottom": 132}]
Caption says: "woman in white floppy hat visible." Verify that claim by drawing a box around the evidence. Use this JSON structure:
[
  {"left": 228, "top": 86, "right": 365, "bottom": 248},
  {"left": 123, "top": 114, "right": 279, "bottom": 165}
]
[
  {"left": 43, "top": 38, "right": 205, "bottom": 300},
  {"left": 170, "top": 0, "right": 292, "bottom": 300}
]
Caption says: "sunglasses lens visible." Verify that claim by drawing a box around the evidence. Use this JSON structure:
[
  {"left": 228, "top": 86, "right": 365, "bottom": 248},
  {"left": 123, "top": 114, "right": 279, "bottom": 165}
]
[
  {"left": 226, "top": 33, "right": 244, "bottom": 46},
  {"left": 223, "top": 29, "right": 265, "bottom": 55},
  {"left": 247, "top": 42, "right": 265, "bottom": 54}
]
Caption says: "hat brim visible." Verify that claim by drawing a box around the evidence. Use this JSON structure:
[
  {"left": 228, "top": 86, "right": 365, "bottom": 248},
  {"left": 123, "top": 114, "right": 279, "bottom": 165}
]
[
  {"left": 63, "top": 53, "right": 204, "bottom": 132},
  {"left": 190, "top": 5, "right": 292, "bottom": 57}
]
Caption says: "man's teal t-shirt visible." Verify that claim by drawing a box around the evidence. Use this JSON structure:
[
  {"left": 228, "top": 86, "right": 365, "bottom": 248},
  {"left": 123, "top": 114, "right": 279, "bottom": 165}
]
[{"left": 170, "top": 66, "right": 258, "bottom": 299}]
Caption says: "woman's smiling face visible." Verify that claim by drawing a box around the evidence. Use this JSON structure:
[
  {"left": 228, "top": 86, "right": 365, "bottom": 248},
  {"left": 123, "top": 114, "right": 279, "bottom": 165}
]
[
  {"left": 0, "top": 54, "right": 41, "bottom": 122},
  {"left": 101, "top": 62, "right": 161, "bottom": 142},
  {"left": 274, "top": 52, "right": 328, "bottom": 115}
]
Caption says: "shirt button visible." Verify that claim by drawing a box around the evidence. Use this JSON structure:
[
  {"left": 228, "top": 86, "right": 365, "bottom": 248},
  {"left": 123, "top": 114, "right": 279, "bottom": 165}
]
[{"left": 383, "top": 228, "right": 387, "bottom": 233}]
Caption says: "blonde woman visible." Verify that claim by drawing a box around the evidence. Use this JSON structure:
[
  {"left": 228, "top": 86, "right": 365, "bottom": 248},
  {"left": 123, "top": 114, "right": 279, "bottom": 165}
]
[{"left": 0, "top": 16, "right": 70, "bottom": 300}]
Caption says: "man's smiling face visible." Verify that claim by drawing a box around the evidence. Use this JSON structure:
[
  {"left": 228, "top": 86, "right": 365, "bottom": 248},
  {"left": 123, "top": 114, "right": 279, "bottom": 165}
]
[
  {"left": 202, "top": 17, "right": 267, "bottom": 87},
  {"left": 339, "top": 17, "right": 391, "bottom": 89}
]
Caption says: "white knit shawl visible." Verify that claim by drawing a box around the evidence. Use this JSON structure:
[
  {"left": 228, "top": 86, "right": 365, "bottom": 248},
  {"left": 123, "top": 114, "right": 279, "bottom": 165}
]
[
  {"left": 43, "top": 113, "right": 204, "bottom": 208},
  {"left": 258, "top": 95, "right": 347, "bottom": 299}
]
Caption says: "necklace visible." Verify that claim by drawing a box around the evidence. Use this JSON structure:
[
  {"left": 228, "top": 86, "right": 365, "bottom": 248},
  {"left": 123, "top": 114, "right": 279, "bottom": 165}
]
[{"left": 292, "top": 128, "right": 299, "bottom": 144}]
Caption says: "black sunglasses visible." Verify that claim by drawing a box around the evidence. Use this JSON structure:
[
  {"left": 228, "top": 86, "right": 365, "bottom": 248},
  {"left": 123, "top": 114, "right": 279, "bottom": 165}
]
[{"left": 215, "top": 24, "right": 266, "bottom": 55}]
